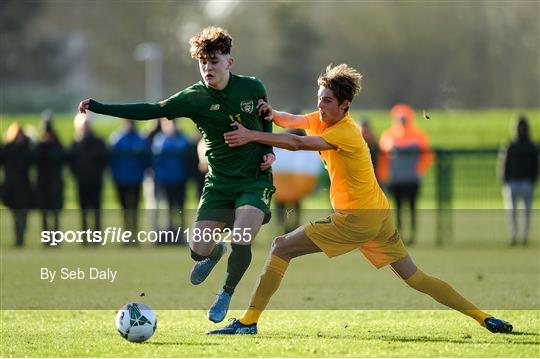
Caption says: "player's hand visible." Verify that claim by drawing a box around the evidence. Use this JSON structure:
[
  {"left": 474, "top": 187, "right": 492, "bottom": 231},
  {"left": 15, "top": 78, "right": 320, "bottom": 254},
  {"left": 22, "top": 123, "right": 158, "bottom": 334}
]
[
  {"left": 257, "top": 99, "right": 273, "bottom": 122},
  {"left": 78, "top": 99, "right": 91, "bottom": 114},
  {"left": 224, "top": 121, "right": 253, "bottom": 147},
  {"left": 260, "top": 153, "right": 275, "bottom": 171}
]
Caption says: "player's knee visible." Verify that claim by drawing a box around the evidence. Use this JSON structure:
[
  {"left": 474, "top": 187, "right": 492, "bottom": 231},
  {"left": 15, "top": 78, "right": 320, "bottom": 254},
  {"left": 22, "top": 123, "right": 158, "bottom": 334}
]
[
  {"left": 271, "top": 236, "right": 290, "bottom": 258},
  {"left": 271, "top": 235, "right": 286, "bottom": 249}
]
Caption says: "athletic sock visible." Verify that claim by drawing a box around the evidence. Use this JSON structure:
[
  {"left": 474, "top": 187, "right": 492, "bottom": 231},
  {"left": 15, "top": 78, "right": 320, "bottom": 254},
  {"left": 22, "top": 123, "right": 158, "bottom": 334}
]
[
  {"left": 240, "top": 255, "right": 289, "bottom": 325},
  {"left": 190, "top": 244, "right": 222, "bottom": 262},
  {"left": 209, "top": 243, "right": 224, "bottom": 261},
  {"left": 405, "top": 269, "right": 491, "bottom": 326},
  {"left": 222, "top": 244, "right": 252, "bottom": 295},
  {"left": 190, "top": 249, "right": 207, "bottom": 261}
]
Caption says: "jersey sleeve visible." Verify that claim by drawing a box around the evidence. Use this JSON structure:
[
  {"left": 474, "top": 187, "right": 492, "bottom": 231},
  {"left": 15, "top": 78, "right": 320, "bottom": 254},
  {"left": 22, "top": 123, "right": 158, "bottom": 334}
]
[
  {"left": 320, "top": 122, "right": 356, "bottom": 153},
  {"left": 304, "top": 112, "right": 320, "bottom": 136},
  {"left": 255, "top": 78, "right": 268, "bottom": 102},
  {"left": 159, "top": 86, "right": 200, "bottom": 121},
  {"left": 88, "top": 100, "right": 166, "bottom": 120}
]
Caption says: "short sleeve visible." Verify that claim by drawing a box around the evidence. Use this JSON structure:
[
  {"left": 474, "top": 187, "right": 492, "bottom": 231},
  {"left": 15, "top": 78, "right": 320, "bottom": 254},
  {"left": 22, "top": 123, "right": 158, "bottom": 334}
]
[
  {"left": 254, "top": 78, "right": 268, "bottom": 102},
  {"left": 305, "top": 112, "right": 321, "bottom": 136},
  {"left": 320, "top": 122, "right": 357, "bottom": 153}
]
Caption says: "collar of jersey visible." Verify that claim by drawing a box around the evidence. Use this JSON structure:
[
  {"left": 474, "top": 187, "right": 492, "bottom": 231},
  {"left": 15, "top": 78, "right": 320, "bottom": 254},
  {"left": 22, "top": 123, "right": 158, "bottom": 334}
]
[
  {"left": 326, "top": 112, "right": 353, "bottom": 129},
  {"left": 203, "top": 72, "right": 235, "bottom": 93}
]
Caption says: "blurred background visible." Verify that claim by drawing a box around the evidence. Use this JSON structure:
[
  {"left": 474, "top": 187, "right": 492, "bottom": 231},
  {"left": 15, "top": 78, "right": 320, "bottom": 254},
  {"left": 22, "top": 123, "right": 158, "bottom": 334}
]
[
  {"left": 2, "top": 0, "right": 539, "bottom": 111},
  {"left": 0, "top": 0, "right": 539, "bottom": 247},
  {"left": 1, "top": 0, "right": 539, "bottom": 313}
]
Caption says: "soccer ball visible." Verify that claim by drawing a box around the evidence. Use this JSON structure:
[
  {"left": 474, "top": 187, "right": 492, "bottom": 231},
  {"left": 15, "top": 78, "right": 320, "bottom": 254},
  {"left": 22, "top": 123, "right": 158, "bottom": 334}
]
[{"left": 115, "top": 302, "right": 157, "bottom": 342}]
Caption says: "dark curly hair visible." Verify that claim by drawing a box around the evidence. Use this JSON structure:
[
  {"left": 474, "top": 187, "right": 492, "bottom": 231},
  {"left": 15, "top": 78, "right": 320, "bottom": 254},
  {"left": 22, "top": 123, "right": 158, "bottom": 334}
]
[{"left": 189, "top": 26, "right": 233, "bottom": 60}]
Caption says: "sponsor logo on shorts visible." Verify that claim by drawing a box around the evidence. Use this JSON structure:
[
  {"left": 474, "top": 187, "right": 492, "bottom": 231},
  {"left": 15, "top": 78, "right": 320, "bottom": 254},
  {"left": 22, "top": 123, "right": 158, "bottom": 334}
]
[{"left": 313, "top": 216, "right": 332, "bottom": 225}]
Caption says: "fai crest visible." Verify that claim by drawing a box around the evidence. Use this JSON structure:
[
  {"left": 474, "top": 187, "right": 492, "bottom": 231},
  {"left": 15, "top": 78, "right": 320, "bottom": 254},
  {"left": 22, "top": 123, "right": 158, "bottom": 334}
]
[{"left": 240, "top": 100, "right": 254, "bottom": 114}]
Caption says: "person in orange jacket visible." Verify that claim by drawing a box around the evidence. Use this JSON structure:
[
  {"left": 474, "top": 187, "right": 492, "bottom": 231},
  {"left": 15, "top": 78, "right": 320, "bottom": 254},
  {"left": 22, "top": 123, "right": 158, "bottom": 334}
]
[{"left": 377, "top": 104, "right": 433, "bottom": 245}]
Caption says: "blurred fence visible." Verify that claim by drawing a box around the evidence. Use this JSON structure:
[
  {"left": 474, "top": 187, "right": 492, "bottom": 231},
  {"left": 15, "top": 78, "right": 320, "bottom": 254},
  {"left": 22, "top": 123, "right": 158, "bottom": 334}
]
[
  {"left": 411, "top": 148, "right": 539, "bottom": 209},
  {"left": 435, "top": 149, "right": 504, "bottom": 209},
  {"left": 429, "top": 148, "right": 538, "bottom": 244},
  {"left": 4, "top": 146, "right": 537, "bottom": 210},
  {"left": 1, "top": 147, "right": 539, "bottom": 247},
  {"left": 1, "top": 147, "right": 538, "bottom": 210}
]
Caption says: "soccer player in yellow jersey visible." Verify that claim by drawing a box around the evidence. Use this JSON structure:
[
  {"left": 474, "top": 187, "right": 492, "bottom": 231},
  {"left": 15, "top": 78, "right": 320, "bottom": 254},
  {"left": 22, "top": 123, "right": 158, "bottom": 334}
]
[{"left": 208, "top": 64, "right": 512, "bottom": 335}]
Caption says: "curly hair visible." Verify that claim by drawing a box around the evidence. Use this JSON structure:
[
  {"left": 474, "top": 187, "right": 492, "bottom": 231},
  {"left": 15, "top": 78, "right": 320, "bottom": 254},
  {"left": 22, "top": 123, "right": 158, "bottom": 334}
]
[
  {"left": 189, "top": 26, "right": 233, "bottom": 60},
  {"left": 317, "top": 64, "right": 362, "bottom": 106}
]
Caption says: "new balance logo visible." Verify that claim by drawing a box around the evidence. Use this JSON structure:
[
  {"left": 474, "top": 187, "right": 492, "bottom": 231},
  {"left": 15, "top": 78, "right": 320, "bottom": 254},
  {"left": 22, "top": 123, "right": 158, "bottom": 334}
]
[{"left": 210, "top": 104, "right": 220, "bottom": 111}]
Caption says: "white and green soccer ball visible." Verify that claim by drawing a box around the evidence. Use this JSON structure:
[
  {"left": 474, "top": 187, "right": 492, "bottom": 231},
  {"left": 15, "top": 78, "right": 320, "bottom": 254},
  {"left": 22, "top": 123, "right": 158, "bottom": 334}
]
[{"left": 115, "top": 302, "right": 157, "bottom": 342}]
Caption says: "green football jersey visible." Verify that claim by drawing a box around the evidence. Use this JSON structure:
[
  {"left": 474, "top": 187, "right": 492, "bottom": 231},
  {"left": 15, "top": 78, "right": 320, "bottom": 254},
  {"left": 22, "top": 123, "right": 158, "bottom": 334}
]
[
  {"left": 159, "top": 74, "right": 271, "bottom": 179},
  {"left": 88, "top": 73, "right": 273, "bottom": 180}
]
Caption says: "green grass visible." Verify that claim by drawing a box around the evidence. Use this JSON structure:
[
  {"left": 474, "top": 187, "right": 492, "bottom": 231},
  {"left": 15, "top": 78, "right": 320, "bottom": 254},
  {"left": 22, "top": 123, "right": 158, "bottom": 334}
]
[
  {"left": 1, "top": 309, "right": 538, "bottom": 357},
  {"left": 1, "top": 224, "right": 539, "bottom": 356},
  {"left": 1, "top": 110, "right": 539, "bottom": 357}
]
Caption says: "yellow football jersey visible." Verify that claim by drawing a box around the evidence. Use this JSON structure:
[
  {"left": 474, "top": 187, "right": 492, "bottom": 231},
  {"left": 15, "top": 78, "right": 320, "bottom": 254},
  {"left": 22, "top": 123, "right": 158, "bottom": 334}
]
[{"left": 305, "top": 111, "right": 389, "bottom": 210}]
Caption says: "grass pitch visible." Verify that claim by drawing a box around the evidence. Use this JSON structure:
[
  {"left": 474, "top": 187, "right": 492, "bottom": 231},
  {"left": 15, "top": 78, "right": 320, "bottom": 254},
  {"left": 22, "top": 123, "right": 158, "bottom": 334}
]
[
  {"left": 1, "top": 309, "right": 538, "bottom": 357},
  {"left": 1, "top": 240, "right": 539, "bottom": 357},
  {"left": 1, "top": 109, "right": 539, "bottom": 357}
]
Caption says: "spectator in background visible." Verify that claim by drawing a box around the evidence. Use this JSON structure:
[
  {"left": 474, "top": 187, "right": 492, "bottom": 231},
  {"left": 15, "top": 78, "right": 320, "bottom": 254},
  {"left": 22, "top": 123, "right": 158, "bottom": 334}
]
[
  {"left": 2, "top": 123, "right": 34, "bottom": 246},
  {"left": 142, "top": 120, "right": 167, "bottom": 231},
  {"left": 360, "top": 118, "right": 379, "bottom": 172},
  {"left": 109, "top": 119, "right": 150, "bottom": 235},
  {"left": 36, "top": 110, "right": 65, "bottom": 235},
  {"left": 186, "top": 133, "right": 206, "bottom": 199},
  {"left": 70, "top": 113, "right": 108, "bottom": 234},
  {"left": 272, "top": 129, "right": 322, "bottom": 233},
  {"left": 152, "top": 118, "right": 190, "bottom": 241},
  {"left": 498, "top": 115, "right": 539, "bottom": 246},
  {"left": 377, "top": 104, "right": 433, "bottom": 246}
]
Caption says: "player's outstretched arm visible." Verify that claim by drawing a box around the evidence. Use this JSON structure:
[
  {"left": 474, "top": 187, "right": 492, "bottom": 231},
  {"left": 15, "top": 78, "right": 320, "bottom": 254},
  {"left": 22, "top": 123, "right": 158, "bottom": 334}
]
[
  {"left": 78, "top": 98, "right": 167, "bottom": 121},
  {"left": 257, "top": 100, "right": 308, "bottom": 129},
  {"left": 224, "top": 122, "right": 335, "bottom": 151}
]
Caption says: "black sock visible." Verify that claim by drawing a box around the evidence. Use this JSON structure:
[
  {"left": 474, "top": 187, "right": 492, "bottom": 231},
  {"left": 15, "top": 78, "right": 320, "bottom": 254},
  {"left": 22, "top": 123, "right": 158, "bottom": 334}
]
[
  {"left": 223, "top": 244, "right": 252, "bottom": 295},
  {"left": 190, "top": 249, "right": 207, "bottom": 261},
  {"left": 190, "top": 243, "right": 223, "bottom": 262},
  {"left": 209, "top": 242, "right": 224, "bottom": 260}
]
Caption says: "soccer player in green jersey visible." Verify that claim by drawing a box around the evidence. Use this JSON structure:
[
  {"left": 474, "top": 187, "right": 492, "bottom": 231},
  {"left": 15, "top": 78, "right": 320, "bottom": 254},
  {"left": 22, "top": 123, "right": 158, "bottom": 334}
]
[{"left": 79, "top": 27, "right": 276, "bottom": 323}]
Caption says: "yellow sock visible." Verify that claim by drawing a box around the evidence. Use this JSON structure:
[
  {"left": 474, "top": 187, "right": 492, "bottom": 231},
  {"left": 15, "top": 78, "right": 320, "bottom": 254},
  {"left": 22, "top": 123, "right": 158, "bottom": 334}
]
[
  {"left": 240, "top": 255, "right": 289, "bottom": 325},
  {"left": 405, "top": 269, "right": 491, "bottom": 326}
]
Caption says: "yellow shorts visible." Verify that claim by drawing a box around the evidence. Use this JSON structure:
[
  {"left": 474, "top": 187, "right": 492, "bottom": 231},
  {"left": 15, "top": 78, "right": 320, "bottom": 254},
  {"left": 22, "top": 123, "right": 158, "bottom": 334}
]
[{"left": 304, "top": 210, "right": 408, "bottom": 268}]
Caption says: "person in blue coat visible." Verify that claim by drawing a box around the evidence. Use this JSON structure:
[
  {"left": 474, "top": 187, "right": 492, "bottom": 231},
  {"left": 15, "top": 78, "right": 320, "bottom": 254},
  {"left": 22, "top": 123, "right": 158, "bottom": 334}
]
[
  {"left": 152, "top": 118, "right": 190, "bottom": 242},
  {"left": 110, "top": 119, "right": 150, "bottom": 234}
]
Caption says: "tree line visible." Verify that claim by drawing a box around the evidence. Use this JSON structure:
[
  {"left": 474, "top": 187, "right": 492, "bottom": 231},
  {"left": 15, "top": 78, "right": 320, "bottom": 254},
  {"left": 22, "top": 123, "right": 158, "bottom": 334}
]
[{"left": 2, "top": 0, "right": 538, "bottom": 112}]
